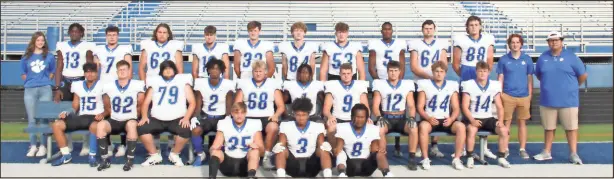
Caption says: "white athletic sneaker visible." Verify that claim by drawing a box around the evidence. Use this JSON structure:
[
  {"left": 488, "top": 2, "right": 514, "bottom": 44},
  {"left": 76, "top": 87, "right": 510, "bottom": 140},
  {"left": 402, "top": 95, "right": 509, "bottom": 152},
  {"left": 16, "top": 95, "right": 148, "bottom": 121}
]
[
  {"left": 415, "top": 149, "right": 422, "bottom": 158},
  {"left": 276, "top": 169, "right": 286, "bottom": 177},
  {"left": 452, "top": 158, "right": 464, "bottom": 170},
  {"left": 484, "top": 149, "right": 497, "bottom": 159},
  {"left": 430, "top": 146, "right": 444, "bottom": 158},
  {"left": 115, "top": 145, "right": 127, "bottom": 157},
  {"left": 168, "top": 152, "right": 185, "bottom": 166},
  {"left": 141, "top": 153, "right": 163, "bottom": 166},
  {"left": 570, "top": 153, "right": 583, "bottom": 165},
  {"left": 26, "top": 145, "right": 38, "bottom": 157},
  {"left": 262, "top": 154, "right": 275, "bottom": 169},
  {"left": 36, "top": 145, "right": 46, "bottom": 157},
  {"left": 466, "top": 157, "right": 475, "bottom": 169},
  {"left": 498, "top": 158, "right": 511, "bottom": 168},
  {"left": 420, "top": 158, "right": 431, "bottom": 170},
  {"left": 533, "top": 150, "right": 553, "bottom": 161},
  {"left": 384, "top": 172, "right": 394, "bottom": 177},
  {"left": 338, "top": 173, "right": 347, "bottom": 177}
]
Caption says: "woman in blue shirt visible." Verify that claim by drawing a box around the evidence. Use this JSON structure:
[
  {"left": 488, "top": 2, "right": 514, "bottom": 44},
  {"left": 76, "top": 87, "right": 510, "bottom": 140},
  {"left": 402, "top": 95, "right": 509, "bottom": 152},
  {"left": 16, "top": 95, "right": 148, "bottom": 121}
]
[{"left": 21, "top": 31, "right": 56, "bottom": 157}]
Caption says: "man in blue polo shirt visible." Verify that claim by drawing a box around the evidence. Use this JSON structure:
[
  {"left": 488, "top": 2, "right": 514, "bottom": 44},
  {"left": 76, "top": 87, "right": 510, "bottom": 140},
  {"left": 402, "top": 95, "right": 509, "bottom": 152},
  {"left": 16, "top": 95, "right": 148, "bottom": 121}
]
[
  {"left": 533, "top": 31, "right": 587, "bottom": 165},
  {"left": 497, "top": 34, "right": 534, "bottom": 159}
]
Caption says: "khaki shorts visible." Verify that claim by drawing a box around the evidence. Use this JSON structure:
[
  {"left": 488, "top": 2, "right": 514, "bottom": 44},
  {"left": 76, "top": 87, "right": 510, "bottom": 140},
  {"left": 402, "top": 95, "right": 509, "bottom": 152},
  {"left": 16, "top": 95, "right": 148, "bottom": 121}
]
[
  {"left": 501, "top": 93, "right": 532, "bottom": 121},
  {"left": 539, "top": 106, "right": 579, "bottom": 130}
]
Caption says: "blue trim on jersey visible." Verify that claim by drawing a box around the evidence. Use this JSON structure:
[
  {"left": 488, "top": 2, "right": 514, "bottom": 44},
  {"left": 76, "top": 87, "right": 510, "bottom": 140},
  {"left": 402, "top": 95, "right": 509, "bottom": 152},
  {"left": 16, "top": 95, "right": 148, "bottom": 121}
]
[
  {"left": 297, "top": 80, "right": 311, "bottom": 90},
  {"left": 68, "top": 41, "right": 82, "bottom": 49},
  {"left": 295, "top": 121, "right": 311, "bottom": 134},
  {"left": 83, "top": 80, "right": 99, "bottom": 93},
  {"left": 350, "top": 123, "right": 367, "bottom": 138},
  {"left": 209, "top": 78, "right": 223, "bottom": 91},
  {"left": 251, "top": 78, "right": 267, "bottom": 88},
  {"left": 381, "top": 39, "right": 395, "bottom": 47},
  {"left": 292, "top": 41, "right": 306, "bottom": 52},
  {"left": 468, "top": 34, "right": 483, "bottom": 43},
  {"left": 105, "top": 44, "right": 118, "bottom": 53},
  {"left": 232, "top": 119, "right": 247, "bottom": 133},
  {"left": 386, "top": 80, "right": 402, "bottom": 90},
  {"left": 155, "top": 40, "right": 169, "bottom": 48},
  {"left": 335, "top": 41, "right": 350, "bottom": 50},
  {"left": 115, "top": 79, "right": 132, "bottom": 92},
  {"left": 163, "top": 76, "right": 175, "bottom": 83},
  {"left": 431, "top": 79, "right": 447, "bottom": 91},
  {"left": 475, "top": 79, "right": 490, "bottom": 92},
  {"left": 247, "top": 40, "right": 261, "bottom": 49},
  {"left": 204, "top": 42, "right": 217, "bottom": 52},
  {"left": 422, "top": 39, "right": 436, "bottom": 46},
  {"left": 339, "top": 80, "right": 355, "bottom": 91}
]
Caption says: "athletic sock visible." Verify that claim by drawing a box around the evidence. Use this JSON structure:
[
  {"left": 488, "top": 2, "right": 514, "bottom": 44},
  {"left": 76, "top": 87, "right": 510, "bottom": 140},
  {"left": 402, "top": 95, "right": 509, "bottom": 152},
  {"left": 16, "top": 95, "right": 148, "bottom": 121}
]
[
  {"left": 89, "top": 132, "right": 97, "bottom": 155},
  {"left": 60, "top": 147, "right": 70, "bottom": 155},
  {"left": 247, "top": 169, "right": 257, "bottom": 177},
  {"left": 380, "top": 168, "right": 390, "bottom": 176},
  {"left": 126, "top": 140, "right": 137, "bottom": 158},
  {"left": 497, "top": 152, "right": 505, "bottom": 159},
  {"left": 120, "top": 134, "right": 127, "bottom": 146},
  {"left": 209, "top": 156, "right": 220, "bottom": 178},
  {"left": 431, "top": 141, "right": 438, "bottom": 148},
  {"left": 409, "top": 152, "right": 416, "bottom": 159},
  {"left": 191, "top": 136, "right": 204, "bottom": 154},
  {"left": 97, "top": 137, "right": 109, "bottom": 158},
  {"left": 466, "top": 150, "right": 474, "bottom": 157}
]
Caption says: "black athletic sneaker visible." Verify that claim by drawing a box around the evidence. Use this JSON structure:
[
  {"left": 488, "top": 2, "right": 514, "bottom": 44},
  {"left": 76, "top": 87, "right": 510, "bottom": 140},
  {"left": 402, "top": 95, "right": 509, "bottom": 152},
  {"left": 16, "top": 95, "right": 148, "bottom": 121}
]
[
  {"left": 123, "top": 158, "right": 134, "bottom": 171},
  {"left": 97, "top": 158, "right": 111, "bottom": 171},
  {"left": 407, "top": 159, "right": 418, "bottom": 171}
]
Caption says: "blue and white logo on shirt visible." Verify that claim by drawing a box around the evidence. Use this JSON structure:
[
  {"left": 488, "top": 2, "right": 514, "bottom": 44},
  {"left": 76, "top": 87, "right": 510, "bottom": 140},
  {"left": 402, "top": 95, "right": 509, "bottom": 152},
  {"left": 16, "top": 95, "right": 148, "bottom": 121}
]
[{"left": 30, "top": 59, "right": 45, "bottom": 73}]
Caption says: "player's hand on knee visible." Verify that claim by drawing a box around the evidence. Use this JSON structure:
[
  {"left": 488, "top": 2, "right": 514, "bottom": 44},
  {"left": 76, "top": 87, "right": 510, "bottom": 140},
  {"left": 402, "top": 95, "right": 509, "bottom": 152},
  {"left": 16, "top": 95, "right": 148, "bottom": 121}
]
[
  {"left": 190, "top": 117, "right": 199, "bottom": 130},
  {"left": 495, "top": 120, "right": 503, "bottom": 127},
  {"left": 268, "top": 114, "right": 279, "bottom": 122},
  {"left": 406, "top": 117, "right": 417, "bottom": 128},
  {"left": 272, "top": 143, "right": 286, "bottom": 154},
  {"left": 179, "top": 118, "right": 190, "bottom": 128},
  {"left": 58, "top": 111, "right": 70, "bottom": 119},
  {"left": 138, "top": 117, "right": 150, "bottom": 126},
  {"left": 470, "top": 119, "right": 482, "bottom": 127},
  {"left": 443, "top": 117, "right": 454, "bottom": 127},
  {"left": 428, "top": 117, "right": 439, "bottom": 126},
  {"left": 95, "top": 113, "right": 105, "bottom": 121},
  {"left": 320, "top": 142, "right": 332, "bottom": 153}
]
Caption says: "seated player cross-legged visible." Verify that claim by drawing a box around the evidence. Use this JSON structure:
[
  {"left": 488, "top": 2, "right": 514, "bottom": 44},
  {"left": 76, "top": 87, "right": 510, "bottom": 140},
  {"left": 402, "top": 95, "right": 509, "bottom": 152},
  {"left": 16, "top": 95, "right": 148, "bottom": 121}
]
[
  {"left": 334, "top": 104, "right": 394, "bottom": 177},
  {"left": 95, "top": 60, "right": 145, "bottom": 171},
  {"left": 189, "top": 58, "right": 236, "bottom": 166},
  {"left": 208, "top": 102, "right": 264, "bottom": 178},
  {"left": 51, "top": 63, "right": 107, "bottom": 167},
  {"left": 371, "top": 61, "right": 420, "bottom": 170},
  {"left": 138, "top": 60, "right": 196, "bottom": 166},
  {"left": 416, "top": 61, "right": 466, "bottom": 170},
  {"left": 462, "top": 61, "right": 511, "bottom": 168},
  {"left": 273, "top": 98, "right": 333, "bottom": 177}
]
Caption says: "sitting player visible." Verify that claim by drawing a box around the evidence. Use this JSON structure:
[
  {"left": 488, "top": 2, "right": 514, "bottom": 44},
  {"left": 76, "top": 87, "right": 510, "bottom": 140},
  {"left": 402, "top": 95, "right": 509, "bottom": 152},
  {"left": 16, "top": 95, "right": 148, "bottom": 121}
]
[
  {"left": 371, "top": 61, "right": 419, "bottom": 170},
  {"left": 190, "top": 58, "right": 236, "bottom": 166},
  {"left": 50, "top": 63, "right": 107, "bottom": 166},
  {"left": 461, "top": 61, "right": 510, "bottom": 168},
  {"left": 208, "top": 102, "right": 264, "bottom": 178},
  {"left": 416, "top": 61, "right": 466, "bottom": 170},
  {"left": 138, "top": 60, "right": 196, "bottom": 166},
  {"left": 334, "top": 104, "right": 394, "bottom": 177},
  {"left": 273, "top": 98, "right": 333, "bottom": 177},
  {"left": 95, "top": 60, "right": 144, "bottom": 171},
  {"left": 282, "top": 64, "right": 324, "bottom": 122}
]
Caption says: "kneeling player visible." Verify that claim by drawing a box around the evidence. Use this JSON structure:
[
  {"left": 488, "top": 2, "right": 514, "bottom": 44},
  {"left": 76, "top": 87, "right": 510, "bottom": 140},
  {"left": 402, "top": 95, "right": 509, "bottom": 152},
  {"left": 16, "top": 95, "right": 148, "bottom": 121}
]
[
  {"left": 273, "top": 98, "right": 333, "bottom": 177},
  {"left": 96, "top": 60, "right": 144, "bottom": 171},
  {"left": 416, "top": 61, "right": 466, "bottom": 170},
  {"left": 462, "top": 61, "right": 510, "bottom": 168},
  {"left": 334, "top": 104, "right": 393, "bottom": 177},
  {"left": 208, "top": 102, "right": 263, "bottom": 178}
]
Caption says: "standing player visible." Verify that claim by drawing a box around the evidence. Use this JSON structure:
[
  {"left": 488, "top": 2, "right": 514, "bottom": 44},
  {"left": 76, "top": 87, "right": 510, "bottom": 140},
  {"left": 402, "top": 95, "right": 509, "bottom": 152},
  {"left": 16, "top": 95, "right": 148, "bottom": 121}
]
[
  {"left": 191, "top": 25, "right": 231, "bottom": 80},
  {"left": 322, "top": 63, "right": 370, "bottom": 147},
  {"left": 208, "top": 102, "right": 264, "bottom": 178},
  {"left": 273, "top": 98, "right": 333, "bottom": 177},
  {"left": 319, "top": 22, "right": 366, "bottom": 81},
  {"left": 50, "top": 63, "right": 107, "bottom": 166},
  {"left": 282, "top": 64, "right": 324, "bottom": 121},
  {"left": 452, "top": 15, "right": 495, "bottom": 81},
  {"left": 95, "top": 60, "right": 144, "bottom": 171},
  {"left": 279, "top": 21, "right": 318, "bottom": 81},
  {"left": 408, "top": 20, "right": 449, "bottom": 158},
  {"left": 233, "top": 21, "right": 275, "bottom": 79},
  {"left": 234, "top": 60, "right": 285, "bottom": 169},
  {"left": 416, "top": 61, "right": 465, "bottom": 170},
  {"left": 334, "top": 104, "right": 393, "bottom": 177},
  {"left": 93, "top": 26, "right": 133, "bottom": 157},
  {"left": 462, "top": 61, "right": 510, "bottom": 168},
  {"left": 138, "top": 23, "right": 184, "bottom": 83},
  {"left": 371, "top": 61, "right": 419, "bottom": 170},
  {"left": 190, "top": 58, "right": 236, "bottom": 166},
  {"left": 54, "top": 23, "right": 96, "bottom": 156},
  {"left": 138, "top": 60, "right": 195, "bottom": 166}
]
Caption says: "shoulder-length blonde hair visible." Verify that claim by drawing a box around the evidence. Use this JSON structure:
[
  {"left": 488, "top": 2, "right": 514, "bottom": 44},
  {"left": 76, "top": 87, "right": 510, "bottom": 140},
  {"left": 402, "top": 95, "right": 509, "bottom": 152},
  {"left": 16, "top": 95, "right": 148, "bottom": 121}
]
[{"left": 23, "top": 31, "right": 49, "bottom": 59}]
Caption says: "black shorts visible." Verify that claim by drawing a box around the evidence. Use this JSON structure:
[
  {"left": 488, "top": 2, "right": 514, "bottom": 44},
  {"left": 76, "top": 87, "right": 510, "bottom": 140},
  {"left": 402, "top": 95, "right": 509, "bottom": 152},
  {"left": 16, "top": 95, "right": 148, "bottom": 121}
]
[
  {"left": 248, "top": 116, "right": 279, "bottom": 133},
  {"left": 382, "top": 114, "right": 407, "bottom": 135},
  {"left": 197, "top": 113, "right": 226, "bottom": 133},
  {"left": 346, "top": 152, "right": 378, "bottom": 177},
  {"left": 327, "top": 73, "right": 357, "bottom": 81},
  {"left": 108, "top": 119, "right": 137, "bottom": 135},
  {"left": 430, "top": 119, "right": 454, "bottom": 134},
  {"left": 59, "top": 76, "right": 84, "bottom": 102},
  {"left": 286, "top": 152, "right": 322, "bottom": 177},
  {"left": 219, "top": 153, "right": 249, "bottom": 177},
  {"left": 465, "top": 117, "right": 498, "bottom": 133},
  {"left": 64, "top": 114, "right": 95, "bottom": 132},
  {"left": 137, "top": 117, "right": 191, "bottom": 138}
]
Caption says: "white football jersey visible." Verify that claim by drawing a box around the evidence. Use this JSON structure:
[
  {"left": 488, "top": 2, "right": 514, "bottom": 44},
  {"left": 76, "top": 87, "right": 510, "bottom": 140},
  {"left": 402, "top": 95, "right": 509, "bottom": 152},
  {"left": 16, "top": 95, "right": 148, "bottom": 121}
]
[
  {"left": 452, "top": 33, "right": 495, "bottom": 67},
  {"left": 103, "top": 79, "right": 145, "bottom": 121},
  {"left": 218, "top": 117, "right": 262, "bottom": 158},
  {"left": 321, "top": 41, "right": 363, "bottom": 76},
  {"left": 147, "top": 74, "right": 193, "bottom": 121},
  {"left": 191, "top": 42, "right": 230, "bottom": 78},
  {"left": 461, "top": 80, "right": 502, "bottom": 119},
  {"left": 71, "top": 80, "right": 105, "bottom": 115},
  {"left": 416, "top": 79, "right": 459, "bottom": 119},
  {"left": 233, "top": 39, "right": 275, "bottom": 74},
  {"left": 368, "top": 39, "right": 407, "bottom": 79},
  {"left": 140, "top": 39, "right": 184, "bottom": 78},
  {"left": 325, "top": 80, "right": 369, "bottom": 121},
  {"left": 280, "top": 121, "right": 326, "bottom": 158},
  {"left": 335, "top": 122, "right": 380, "bottom": 159},
  {"left": 93, "top": 44, "right": 133, "bottom": 83},
  {"left": 278, "top": 41, "right": 319, "bottom": 80},
  {"left": 372, "top": 79, "right": 415, "bottom": 112},
  {"left": 56, "top": 41, "right": 96, "bottom": 77},
  {"left": 194, "top": 78, "right": 236, "bottom": 116},
  {"left": 282, "top": 80, "right": 324, "bottom": 116},
  {"left": 236, "top": 78, "right": 282, "bottom": 117},
  {"left": 407, "top": 39, "right": 449, "bottom": 80}
]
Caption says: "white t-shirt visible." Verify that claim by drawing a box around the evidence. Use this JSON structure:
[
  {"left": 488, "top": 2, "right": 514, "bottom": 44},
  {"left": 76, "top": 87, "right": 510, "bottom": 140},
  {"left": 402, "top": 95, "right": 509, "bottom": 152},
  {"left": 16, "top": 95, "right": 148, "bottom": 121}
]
[
  {"left": 56, "top": 41, "right": 96, "bottom": 77},
  {"left": 193, "top": 78, "right": 235, "bottom": 116},
  {"left": 282, "top": 80, "right": 324, "bottom": 116},
  {"left": 324, "top": 80, "right": 369, "bottom": 121},
  {"left": 452, "top": 33, "right": 495, "bottom": 67},
  {"left": 321, "top": 41, "right": 363, "bottom": 76},
  {"left": 233, "top": 39, "right": 275, "bottom": 78},
  {"left": 147, "top": 74, "right": 193, "bottom": 121},
  {"left": 71, "top": 80, "right": 105, "bottom": 115},
  {"left": 461, "top": 80, "right": 502, "bottom": 119},
  {"left": 416, "top": 79, "right": 459, "bottom": 119},
  {"left": 407, "top": 39, "right": 449, "bottom": 80},
  {"left": 218, "top": 117, "right": 262, "bottom": 158},
  {"left": 280, "top": 121, "right": 326, "bottom": 158},
  {"left": 372, "top": 79, "right": 415, "bottom": 112},
  {"left": 103, "top": 79, "right": 145, "bottom": 121},
  {"left": 191, "top": 42, "right": 230, "bottom": 78},
  {"left": 368, "top": 39, "right": 407, "bottom": 79},
  {"left": 236, "top": 78, "right": 282, "bottom": 117},
  {"left": 335, "top": 122, "right": 380, "bottom": 159},
  {"left": 140, "top": 39, "right": 184, "bottom": 78},
  {"left": 278, "top": 41, "right": 319, "bottom": 80},
  {"left": 93, "top": 44, "right": 133, "bottom": 83}
]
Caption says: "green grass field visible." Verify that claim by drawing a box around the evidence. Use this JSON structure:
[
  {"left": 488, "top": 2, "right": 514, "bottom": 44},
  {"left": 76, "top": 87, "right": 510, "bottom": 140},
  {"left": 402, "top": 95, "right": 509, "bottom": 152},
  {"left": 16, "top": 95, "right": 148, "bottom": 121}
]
[{"left": 1, "top": 122, "right": 611, "bottom": 143}]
